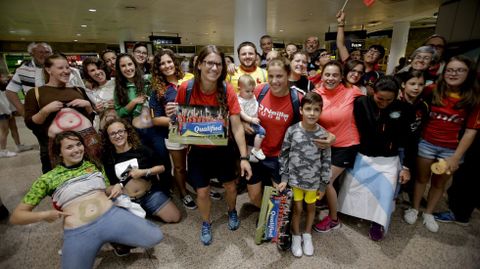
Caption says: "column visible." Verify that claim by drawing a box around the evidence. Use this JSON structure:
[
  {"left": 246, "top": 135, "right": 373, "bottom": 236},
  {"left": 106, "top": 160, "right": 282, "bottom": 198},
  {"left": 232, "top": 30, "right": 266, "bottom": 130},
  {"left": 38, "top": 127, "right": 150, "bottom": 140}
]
[
  {"left": 234, "top": 0, "right": 267, "bottom": 64},
  {"left": 386, "top": 21, "right": 410, "bottom": 75}
]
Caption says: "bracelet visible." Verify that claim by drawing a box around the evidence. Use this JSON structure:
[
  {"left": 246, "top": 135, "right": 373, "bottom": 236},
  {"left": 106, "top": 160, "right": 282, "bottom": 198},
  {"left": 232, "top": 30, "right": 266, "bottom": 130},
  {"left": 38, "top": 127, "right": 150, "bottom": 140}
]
[
  {"left": 145, "top": 169, "right": 152, "bottom": 177},
  {"left": 240, "top": 156, "right": 249, "bottom": 161}
]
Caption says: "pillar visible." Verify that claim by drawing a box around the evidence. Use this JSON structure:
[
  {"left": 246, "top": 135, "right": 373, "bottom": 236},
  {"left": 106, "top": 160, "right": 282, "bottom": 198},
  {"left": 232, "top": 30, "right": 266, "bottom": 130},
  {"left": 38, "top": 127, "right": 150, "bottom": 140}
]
[{"left": 386, "top": 21, "right": 410, "bottom": 75}]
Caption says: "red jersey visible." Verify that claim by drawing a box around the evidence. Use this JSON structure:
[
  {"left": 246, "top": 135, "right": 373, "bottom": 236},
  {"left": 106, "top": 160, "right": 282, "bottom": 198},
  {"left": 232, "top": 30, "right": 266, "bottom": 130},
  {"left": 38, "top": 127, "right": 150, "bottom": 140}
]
[
  {"left": 255, "top": 84, "right": 299, "bottom": 157},
  {"left": 176, "top": 80, "right": 240, "bottom": 115},
  {"left": 422, "top": 93, "right": 480, "bottom": 149},
  {"left": 315, "top": 84, "right": 363, "bottom": 147}
]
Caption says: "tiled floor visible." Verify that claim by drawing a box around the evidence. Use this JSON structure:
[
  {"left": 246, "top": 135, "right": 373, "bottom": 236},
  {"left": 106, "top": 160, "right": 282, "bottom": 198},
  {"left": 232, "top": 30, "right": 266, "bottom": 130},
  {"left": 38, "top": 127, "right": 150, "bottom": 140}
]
[{"left": 1, "top": 117, "right": 479, "bottom": 269}]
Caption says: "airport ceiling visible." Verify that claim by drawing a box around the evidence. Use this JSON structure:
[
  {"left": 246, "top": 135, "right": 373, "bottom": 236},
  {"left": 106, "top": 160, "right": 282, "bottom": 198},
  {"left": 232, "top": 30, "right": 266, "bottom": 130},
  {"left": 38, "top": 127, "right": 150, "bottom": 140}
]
[{"left": 0, "top": 0, "right": 440, "bottom": 46}]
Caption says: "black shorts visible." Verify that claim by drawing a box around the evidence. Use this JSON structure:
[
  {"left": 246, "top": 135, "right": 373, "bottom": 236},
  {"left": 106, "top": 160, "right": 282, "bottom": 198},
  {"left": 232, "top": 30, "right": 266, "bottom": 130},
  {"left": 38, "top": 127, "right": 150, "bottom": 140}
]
[
  {"left": 248, "top": 156, "right": 280, "bottom": 185},
  {"left": 331, "top": 145, "right": 359, "bottom": 168},
  {"left": 187, "top": 144, "right": 239, "bottom": 189}
]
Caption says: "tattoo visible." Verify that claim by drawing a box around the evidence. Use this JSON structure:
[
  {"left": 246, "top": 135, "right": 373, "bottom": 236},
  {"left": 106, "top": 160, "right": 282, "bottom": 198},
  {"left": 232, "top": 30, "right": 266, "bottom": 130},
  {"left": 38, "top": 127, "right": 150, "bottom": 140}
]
[{"left": 78, "top": 198, "right": 102, "bottom": 222}]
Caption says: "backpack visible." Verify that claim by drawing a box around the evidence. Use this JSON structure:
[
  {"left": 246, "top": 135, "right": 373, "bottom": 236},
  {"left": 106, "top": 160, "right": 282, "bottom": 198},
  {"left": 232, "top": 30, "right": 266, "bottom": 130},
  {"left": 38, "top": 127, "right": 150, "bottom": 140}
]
[
  {"left": 257, "top": 84, "right": 303, "bottom": 124},
  {"left": 185, "top": 79, "right": 227, "bottom": 107}
]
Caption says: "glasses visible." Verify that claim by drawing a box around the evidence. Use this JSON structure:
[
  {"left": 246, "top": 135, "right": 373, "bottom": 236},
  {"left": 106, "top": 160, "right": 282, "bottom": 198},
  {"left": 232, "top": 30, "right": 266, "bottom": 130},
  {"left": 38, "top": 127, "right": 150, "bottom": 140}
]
[
  {"left": 414, "top": 55, "right": 432, "bottom": 61},
  {"left": 203, "top": 60, "right": 222, "bottom": 69},
  {"left": 133, "top": 50, "right": 148, "bottom": 56},
  {"left": 108, "top": 129, "right": 126, "bottom": 138},
  {"left": 367, "top": 49, "right": 381, "bottom": 56},
  {"left": 320, "top": 53, "right": 330, "bottom": 58},
  {"left": 445, "top": 68, "right": 468, "bottom": 75}
]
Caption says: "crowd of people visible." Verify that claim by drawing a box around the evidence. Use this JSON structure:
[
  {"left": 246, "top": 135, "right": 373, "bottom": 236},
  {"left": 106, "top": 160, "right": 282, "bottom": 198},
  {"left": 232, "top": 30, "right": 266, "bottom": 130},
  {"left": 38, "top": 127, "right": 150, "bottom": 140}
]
[{"left": 1, "top": 9, "right": 479, "bottom": 267}]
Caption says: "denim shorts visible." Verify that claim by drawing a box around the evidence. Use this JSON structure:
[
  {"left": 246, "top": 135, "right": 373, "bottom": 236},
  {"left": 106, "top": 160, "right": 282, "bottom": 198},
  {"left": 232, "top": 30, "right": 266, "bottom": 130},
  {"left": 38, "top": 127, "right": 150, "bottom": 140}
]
[
  {"left": 252, "top": 123, "right": 266, "bottom": 136},
  {"left": 132, "top": 184, "right": 171, "bottom": 215},
  {"left": 418, "top": 139, "right": 459, "bottom": 161}
]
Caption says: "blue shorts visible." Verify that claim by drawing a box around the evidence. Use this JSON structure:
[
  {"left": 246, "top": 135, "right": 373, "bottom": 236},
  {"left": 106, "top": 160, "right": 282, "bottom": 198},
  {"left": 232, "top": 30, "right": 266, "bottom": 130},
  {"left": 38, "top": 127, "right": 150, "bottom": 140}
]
[
  {"left": 418, "top": 139, "right": 460, "bottom": 160},
  {"left": 132, "top": 184, "right": 171, "bottom": 215},
  {"left": 249, "top": 156, "right": 281, "bottom": 185},
  {"left": 251, "top": 123, "right": 266, "bottom": 136}
]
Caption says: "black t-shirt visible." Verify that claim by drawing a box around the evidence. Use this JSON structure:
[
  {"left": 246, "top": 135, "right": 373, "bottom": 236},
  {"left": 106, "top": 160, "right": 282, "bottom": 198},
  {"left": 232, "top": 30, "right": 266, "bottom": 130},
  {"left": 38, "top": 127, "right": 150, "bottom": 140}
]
[
  {"left": 288, "top": 76, "right": 314, "bottom": 93},
  {"left": 103, "top": 145, "right": 162, "bottom": 185}
]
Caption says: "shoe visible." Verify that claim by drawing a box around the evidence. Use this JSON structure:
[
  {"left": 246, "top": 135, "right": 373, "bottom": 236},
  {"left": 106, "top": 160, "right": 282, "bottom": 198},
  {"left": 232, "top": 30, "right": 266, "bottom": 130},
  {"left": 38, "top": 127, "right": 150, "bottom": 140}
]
[
  {"left": 210, "top": 190, "right": 222, "bottom": 200},
  {"left": 251, "top": 148, "right": 266, "bottom": 160},
  {"left": 227, "top": 210, "right": 240, "bottom": 230},
  {"left": 15, "top": 144, "right": 33, "bottom": 153},
  {"left": 369, "top": 223, "right": 384, "bottom": 241},
  {"left": 182, "top": 194, "right": 197, "bottom": 210},
  {"left": 434, "top": 211, "right": 469, "bottom": 226},
  {"left": 313, "top": 216, "right": 341, "bottom": 233},
  {"left": 112, "top": 244, "right": 131, "bottom": 257},
  {"left": 200, "top": 221, "right": 213, "bottom": 245},
  {"left": 291, "top": 235, "right": 303, "bottom": 257},
  {"left": 0, "top": 150, "right": 17, "bottom": 158},
  {"left": 249, "top": 153, "right": 259, "bottom": 163},
  {"left": 403, "top": 208, "right": 418, "bottom": 224},
  {"left": 422, "top": 213, "right": 439, "bottom": 233},
  {"left": 0, "top": 204, "right": 9, "bottom": 220},
  {"left": 302, "top": 233, "right": 314, "bottom": 256}
]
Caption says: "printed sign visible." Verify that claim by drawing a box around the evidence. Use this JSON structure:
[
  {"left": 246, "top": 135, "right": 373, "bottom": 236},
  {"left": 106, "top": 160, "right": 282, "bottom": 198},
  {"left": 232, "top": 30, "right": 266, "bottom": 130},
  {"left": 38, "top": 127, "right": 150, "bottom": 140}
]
[{"left": 169, "top": 105, "right": 229, "bottom": 145}]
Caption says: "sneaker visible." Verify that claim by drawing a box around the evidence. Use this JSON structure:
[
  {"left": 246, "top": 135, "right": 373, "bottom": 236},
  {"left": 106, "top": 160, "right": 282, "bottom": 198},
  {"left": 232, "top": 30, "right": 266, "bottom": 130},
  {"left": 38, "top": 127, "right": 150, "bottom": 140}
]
[
  {"left": 248, "top": 153, "right": 259, "bottom": 163},
  {"left": 369, "top": 222, "right": 384, "bottom": 241},
  {"left": 200, "top": 221, "right": 213, "bottom": 245},
  {"left": 0, "top": 150, "right": 17, "bottom": 158},
  {"left": 15, "top": 144, "right": 33, "bottom": 153},
  {"left": 422, "top": 213, "right": 439, "bottom": 233},
  {"left": 182, "top": 194, "right": 197, "bottom": 210},
  {"left": 302, "top": 233, "right": 314, "bottom": 256},
  {"left": 434, "top": 211, "right": 469, "bottom": 226},
  {"left": 210, "top": 190, "right": 222, "bottom": 200},
  {"left": 251, "top": 148, "right": 266, "bottom": 160},
  {"left": 112, "top": 244, "right": 131, "bottom": 257},
  {"left": 291, "top": 235, "right": 303, "bottom": 257},
  {"left": 227, "top": 210, "right": 240, "bottom": 231},
  {"left": 403, "top": 208, "right": 419, "bottom": 224},
  {"left": 313, "top": 216, "right": 341, "bottom": 233}
]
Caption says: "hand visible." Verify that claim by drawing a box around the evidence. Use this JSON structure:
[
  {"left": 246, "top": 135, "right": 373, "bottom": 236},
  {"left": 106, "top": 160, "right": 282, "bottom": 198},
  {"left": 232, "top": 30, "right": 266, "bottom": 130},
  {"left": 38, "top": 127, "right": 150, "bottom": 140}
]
[
  {"left": 108, "top": 183, "right": 123, "bottom": 199},
  {"left": 251, "top": 117, "right": 260, "bottom": 125},
  {"left": 242, "top": 121, "right": 254, "bottom": 135},
  {"left": 165, "top": 102, "right": 178, "bottom": 117},
  {"left": 277, "top": 182, "right": 287, "bottom": 192},
  {"left": 41, "top": 101, "right": 63, "bottom": 114},
  {"left": 129, "top": 168, "right": 146, "bottom": 179},
  {"left": 240, "top": 160, "right": 252, "bottom": 180},
  {"left": 399, "top": 169, "right": 411, "bottom": 184},
  {"left": 95, "top": 102, "right": 105, "bottom": 111},
  {"left": 227, "top": 63, "right": 237, "bottom": 75},
  {"left": 336, "top": 10, "right": 345, "bottom": 23},
  {"left": 444, "top": 156, "right": 461, "bottom": 174},
  {"left": 313, "top": 133, "right": 336, "bottom": 149},
  {"left": 67, "top": 99, "right": 92, "bottom": 109},
  {"left": 42, "top": 210, "right": 71, "bottom": 223},
  {"left": 133, "top": 95, "right": 146, "bottom": 105}
]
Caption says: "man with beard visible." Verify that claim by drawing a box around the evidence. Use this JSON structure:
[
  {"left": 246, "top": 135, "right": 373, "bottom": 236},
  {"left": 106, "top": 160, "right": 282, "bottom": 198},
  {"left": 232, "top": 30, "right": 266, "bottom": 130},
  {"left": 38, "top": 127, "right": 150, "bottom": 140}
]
[{"left": 227, "top": 41, "right": 268, "bottom": 93}]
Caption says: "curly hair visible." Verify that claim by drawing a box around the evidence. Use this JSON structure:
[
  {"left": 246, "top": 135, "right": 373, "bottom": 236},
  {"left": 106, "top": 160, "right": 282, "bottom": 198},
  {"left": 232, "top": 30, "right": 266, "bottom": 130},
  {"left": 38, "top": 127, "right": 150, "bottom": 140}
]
[
  {"left": 151, "top": 49, "right": 185, "bottom": 101},
  {"left": 114, "top": 53, "right": 145, "bottom": 106},
  {"left": 82, "top": 57, "right": 111, "bottom": 88},
  {"left": 51, "top": 131, "right": 102, "bottom": 170},
  {"left": 101, "top": 118, "right": 142, "bottom": 155}
]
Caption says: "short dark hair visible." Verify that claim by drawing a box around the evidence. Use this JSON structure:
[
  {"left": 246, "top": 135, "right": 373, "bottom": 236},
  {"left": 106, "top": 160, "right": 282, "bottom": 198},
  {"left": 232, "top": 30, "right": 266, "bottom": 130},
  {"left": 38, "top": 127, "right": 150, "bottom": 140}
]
[
  {"left": 133, "top": 42, "right": 148, "bottom": 53},
  {"left": 237, "top": 41, "right": 257, "bottom": 55},
  {"left": 373, "top": 75, "right": 400, "bottom": 95},
  {"left": 368, "top": 45, "right": 385, "bottom": 59},
  {"left": 260, "top": 35, "right": 272, "bottom": 41},
  {"left": 301, "top": 91, "right": 323, "bottom": 110}
]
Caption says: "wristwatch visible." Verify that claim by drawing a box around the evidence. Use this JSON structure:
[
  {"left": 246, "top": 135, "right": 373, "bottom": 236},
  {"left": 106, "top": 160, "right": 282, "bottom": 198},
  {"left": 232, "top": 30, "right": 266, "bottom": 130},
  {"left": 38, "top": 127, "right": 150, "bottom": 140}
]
[{"left": 240, "top": 156, "right": 249, "bottom": 161}]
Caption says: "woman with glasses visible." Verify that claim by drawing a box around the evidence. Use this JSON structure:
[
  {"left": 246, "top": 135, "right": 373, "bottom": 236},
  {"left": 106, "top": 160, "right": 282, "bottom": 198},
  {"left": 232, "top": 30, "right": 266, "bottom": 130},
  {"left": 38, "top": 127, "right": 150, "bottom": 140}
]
[
  {"left": 397, "top": 46, "right": 438, "bottom": 85},
  {"left": 312, "top": 60, "right": 364, "bottom": 233},
  {"left": 166, "top": 45, "right": 252, "bottom": 246},
  {"left": 132, "top": 42, "right": 151, "bottom": 74},
  {"left": 404, "top": 56, "right": 480, "bottom": 233},
  {"left": 343, "top": 59, "right": 367, "bottom": 94}
]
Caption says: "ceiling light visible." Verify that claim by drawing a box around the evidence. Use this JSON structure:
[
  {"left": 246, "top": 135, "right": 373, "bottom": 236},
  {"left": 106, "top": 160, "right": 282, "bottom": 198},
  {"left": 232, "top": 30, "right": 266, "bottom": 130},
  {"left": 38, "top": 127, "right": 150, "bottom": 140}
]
[
  {"left": 279, "top": 29, "right": 284, "bottom": 32},
  {"left": 88, "top": 9, "right": 96, "bottom": 12},
  {"left": 81, "top": 24, "right": 87, "bottom": 28},
  {"left": 73, "top": 39, "right": 78, "bottom": 42},
  {"left": 9, "top": 30, "right": 16, "bottom": 33},
  {"left": 76, "top": 33, "right": 81, "bottom": 36}
]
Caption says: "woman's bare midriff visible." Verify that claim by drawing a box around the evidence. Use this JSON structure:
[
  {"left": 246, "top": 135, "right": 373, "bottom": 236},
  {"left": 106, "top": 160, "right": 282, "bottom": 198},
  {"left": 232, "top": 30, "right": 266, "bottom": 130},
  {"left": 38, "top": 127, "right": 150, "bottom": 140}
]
[
  {"left": 123, "top": 178, "right": 152, "bottom": 199},
  {"left": 62, "top": 191, "right": 112, "bottom": 229}
]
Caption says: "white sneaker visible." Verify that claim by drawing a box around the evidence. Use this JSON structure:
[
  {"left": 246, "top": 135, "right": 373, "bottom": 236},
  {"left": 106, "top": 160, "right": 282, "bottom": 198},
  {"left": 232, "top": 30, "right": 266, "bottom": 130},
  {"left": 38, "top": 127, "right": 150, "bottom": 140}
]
[
  {"left": 251, "top": 148, "right": 266, "bottom": 160},
  {"left": 15, "top": 144, "right": 33, "bottom": 152},
  {"left": 0, "top": 150, "right": 17, "bottom": 158},
  {"left": 404, "top": 208, "right": 418, "bottom": 224},
  {"left": 291, "top": 235, "right": 303, "bottom": 257},
  {"left": 248, "top": 153, "right": 259, "bottom": 163},
  {"left": 302, "top": 233, "right": 314, "bottom": 256},
  {"left": 423, "top": 213, "right": 439, "bottom": 233}
]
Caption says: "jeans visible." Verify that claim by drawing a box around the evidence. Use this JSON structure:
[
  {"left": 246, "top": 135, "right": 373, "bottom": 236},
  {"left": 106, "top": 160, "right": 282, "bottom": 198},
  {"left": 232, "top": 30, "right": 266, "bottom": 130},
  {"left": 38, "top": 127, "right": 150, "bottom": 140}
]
[{"left": 62, "top": 206, "right": 163, "bottom": 269}]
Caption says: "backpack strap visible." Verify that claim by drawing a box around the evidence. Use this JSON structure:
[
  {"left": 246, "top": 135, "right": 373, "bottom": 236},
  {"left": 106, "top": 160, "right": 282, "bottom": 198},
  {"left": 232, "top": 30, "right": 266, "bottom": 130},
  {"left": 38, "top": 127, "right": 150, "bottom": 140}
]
[
  {"left": 185, "top": 79, "right": 195, "bottom": 105},
  {"left": 289, "top": 86, "right": 302, "bottom": 123},
  {"left": 257, "top": 83, "right": 270, "bottom": 105}
]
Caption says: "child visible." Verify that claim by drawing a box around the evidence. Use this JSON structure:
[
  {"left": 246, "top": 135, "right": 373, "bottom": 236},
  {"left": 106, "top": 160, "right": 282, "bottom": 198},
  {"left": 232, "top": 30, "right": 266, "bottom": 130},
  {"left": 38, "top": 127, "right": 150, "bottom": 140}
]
[
  {"left": 277, "top": 91, "right": 331, "bottom": 257},
  {"left": 237, "top": 74, "right": 266, "bottom": 161}
]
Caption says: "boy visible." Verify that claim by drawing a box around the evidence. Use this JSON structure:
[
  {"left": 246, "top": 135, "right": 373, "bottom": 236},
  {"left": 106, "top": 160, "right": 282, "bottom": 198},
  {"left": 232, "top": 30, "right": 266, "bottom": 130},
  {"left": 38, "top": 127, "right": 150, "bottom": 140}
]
[{"left": 277, "top": 91, "right": 331, "bottom": 257}]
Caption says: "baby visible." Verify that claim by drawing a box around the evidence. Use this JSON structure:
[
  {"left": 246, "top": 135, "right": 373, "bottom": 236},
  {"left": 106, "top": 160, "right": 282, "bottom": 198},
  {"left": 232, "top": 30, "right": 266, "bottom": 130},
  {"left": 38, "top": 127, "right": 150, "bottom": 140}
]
[{"left": 237, "top": 74, "right": 266, "bottom": 161}]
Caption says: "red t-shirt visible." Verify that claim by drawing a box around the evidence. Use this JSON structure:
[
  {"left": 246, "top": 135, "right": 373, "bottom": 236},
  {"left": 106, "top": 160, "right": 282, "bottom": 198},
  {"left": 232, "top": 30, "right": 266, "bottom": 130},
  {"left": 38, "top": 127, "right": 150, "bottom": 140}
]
[
  {"left": 175, "top": 80, "right": 240, "bottom": 115},
  {"left": 255, "top": 84, "right": 299, "bottom": 157},
  {"left": 422, "top": 93, "right": 480, "bottom": 149},
  {"left": 315, "top": 84, "right": 363, "bottom": 147}
]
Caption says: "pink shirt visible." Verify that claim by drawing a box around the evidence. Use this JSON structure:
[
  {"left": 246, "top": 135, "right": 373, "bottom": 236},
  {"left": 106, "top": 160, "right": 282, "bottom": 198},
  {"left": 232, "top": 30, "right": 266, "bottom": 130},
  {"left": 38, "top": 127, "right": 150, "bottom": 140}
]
[{"left": 315, "top": 84, "right": 363, "bottom": 147}]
